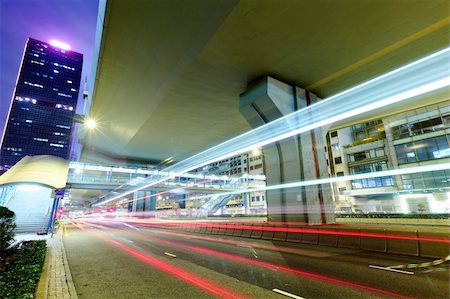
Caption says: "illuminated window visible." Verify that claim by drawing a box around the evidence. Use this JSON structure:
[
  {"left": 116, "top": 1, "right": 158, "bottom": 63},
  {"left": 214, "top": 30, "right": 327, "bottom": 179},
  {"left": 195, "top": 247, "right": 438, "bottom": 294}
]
[
  {"left": 57, "top": 92, "right": 72, "bottom": 98},
  {"left": 24, "top": 81, "right": 43, "bottom": 88},
  {"left": 15, "top": 96, "right": 37, "bottom": 104},
  {"left": 30, "top": 60, "right": 44, "bottom": 65},
  {"left": 33, "top": 138, "right": 48, "bottom": 142},
  {"left": 50, "top": 143, "right": 64, "bottom": 148},
  {"left": 331, "top": 143, "right": 340, "bottom": 150}
]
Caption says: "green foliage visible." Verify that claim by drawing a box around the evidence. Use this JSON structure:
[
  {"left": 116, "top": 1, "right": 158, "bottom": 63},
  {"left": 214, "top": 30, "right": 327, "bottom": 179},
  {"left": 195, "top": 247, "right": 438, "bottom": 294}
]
[
  {"left": 337, "top": 213, "right": 449, "bottom": 219},
  {"left": 0, "top": 207, "right": 16, "bottom": 259},
  {"left": 342, "top": 137, "right": 383, "bottom": 148},
  {"left": 0, "top": 240, "right": 47, "bottom": 299}
]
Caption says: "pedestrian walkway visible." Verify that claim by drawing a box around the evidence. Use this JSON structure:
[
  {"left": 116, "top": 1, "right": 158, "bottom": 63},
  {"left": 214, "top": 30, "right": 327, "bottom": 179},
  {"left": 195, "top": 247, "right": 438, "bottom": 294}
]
[{"left": 34, "top": 226, "right": 78, "bottom": 299}]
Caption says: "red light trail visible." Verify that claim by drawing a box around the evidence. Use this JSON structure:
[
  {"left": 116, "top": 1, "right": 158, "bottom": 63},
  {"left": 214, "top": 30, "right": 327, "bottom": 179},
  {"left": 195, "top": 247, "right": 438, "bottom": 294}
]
[
  {"left": 78, "top": 220, "right": 413, "bottom": 298},
  {"left": 120, "top": 218, "right": 450, "bottom": 244},
  {"left": 73, "top": 222, "right": 247, "bottom": 299}
]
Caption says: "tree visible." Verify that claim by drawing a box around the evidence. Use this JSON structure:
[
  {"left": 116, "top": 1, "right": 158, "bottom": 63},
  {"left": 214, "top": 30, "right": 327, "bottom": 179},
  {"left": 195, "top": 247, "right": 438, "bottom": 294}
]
[
  {"left": 0, "top": 206, "right": 16, "bottom": 260},
  {"left": 417, "top": 203, "right": 427, "bottom": 213}
]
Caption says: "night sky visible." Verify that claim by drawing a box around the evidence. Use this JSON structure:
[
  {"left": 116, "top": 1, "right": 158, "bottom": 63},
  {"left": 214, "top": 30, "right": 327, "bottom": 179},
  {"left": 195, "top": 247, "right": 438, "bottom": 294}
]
[{"left": 0, "top": 0, "right": 100, "bottom": 135}]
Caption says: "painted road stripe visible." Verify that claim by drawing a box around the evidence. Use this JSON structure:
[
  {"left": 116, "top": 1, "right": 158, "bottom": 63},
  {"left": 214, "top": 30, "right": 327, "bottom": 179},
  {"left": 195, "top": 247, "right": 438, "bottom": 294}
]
[
  {"left": 272, "top": 288, "right": 305, "bottom": 299},
  {"left": 237, "top": 244, "right": 252, "bottom": 248},
  {"left": 123, "top": 223, "right": 140, "bottom": 230},
  {"left": 369, "top": 265, "right": 414, "bottom": 275},
  {"left": 164, "top": 252, "right": 177, "bottom": 258}
]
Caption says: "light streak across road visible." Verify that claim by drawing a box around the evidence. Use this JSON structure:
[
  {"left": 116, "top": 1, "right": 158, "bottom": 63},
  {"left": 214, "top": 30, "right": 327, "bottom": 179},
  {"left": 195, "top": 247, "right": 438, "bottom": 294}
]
[{"left": 94, "top": 47, "right": 450, "bottom": 206}]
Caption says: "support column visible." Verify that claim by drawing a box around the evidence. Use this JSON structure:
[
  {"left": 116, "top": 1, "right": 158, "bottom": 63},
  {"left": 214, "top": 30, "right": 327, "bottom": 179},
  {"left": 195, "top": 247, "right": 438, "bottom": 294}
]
[
  {"left": 239, "top": 76, "right": 335, "bottom": 224},
  {"left": 144, "top": 190, "right": 156, "bottom": 214},
  {"left": 244, "top": 193, "right": 250, "bottom": 215},
  {"left": 131, "top": 191, "right": 138, "bottom": 213}
]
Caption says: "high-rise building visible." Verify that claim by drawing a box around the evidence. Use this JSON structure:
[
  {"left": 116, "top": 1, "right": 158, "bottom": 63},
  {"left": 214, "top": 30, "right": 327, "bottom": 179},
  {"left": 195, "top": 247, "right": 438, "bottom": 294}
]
[{"left": 0, "top": 38, "right": 83, "bottom": 172}]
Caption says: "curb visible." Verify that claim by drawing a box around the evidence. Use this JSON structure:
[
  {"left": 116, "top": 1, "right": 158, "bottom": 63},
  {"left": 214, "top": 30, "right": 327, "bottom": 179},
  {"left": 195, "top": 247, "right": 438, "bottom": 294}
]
[
  {"left": 60, "top": 224, "right": 78, "bottom": 299},
  {"left": 35, "top": 240, "right": 51, "bottom": 299},
  {"left": 34, "top": 225, "right": 78, "bottom": 299}
]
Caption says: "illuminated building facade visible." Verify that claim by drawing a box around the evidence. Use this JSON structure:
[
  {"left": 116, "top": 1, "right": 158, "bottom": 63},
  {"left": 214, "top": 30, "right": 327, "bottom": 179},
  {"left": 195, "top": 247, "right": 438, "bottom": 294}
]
[
  {"left": 191, "top": 150, "right": 267, "bottom": 215},
  {"left": 327, "top": 102, "right": 450, "bottom": 213},
  {"left": 0, "top": 38, "right": 83, "bottom": 171}
]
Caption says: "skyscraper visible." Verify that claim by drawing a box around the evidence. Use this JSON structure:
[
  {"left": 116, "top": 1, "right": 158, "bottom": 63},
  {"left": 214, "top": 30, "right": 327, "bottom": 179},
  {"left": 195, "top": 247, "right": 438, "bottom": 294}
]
[{"left": 0, "top": 38, "right": 83, "bottom": 172}]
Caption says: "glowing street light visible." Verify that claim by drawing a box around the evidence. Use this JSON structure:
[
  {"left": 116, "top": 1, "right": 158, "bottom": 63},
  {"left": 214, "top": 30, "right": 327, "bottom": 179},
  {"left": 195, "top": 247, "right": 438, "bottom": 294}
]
[{"left": 85, "top": 118, "right": 97, "bottom": 129}]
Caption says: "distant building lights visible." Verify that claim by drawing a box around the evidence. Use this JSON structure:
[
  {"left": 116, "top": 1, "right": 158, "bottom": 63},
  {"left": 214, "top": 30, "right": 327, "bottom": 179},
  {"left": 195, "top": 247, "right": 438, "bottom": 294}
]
[{"left": 49, "top": 40, "right": 71, "bottom": 50}]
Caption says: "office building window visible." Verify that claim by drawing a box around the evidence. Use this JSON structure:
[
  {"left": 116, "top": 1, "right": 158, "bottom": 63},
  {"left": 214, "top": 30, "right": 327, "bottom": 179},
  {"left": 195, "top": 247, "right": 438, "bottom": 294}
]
[
  {"left": 395, "top": 135, "right": 450, "bottom": 164},
  {"left": 331, "top": 143, "right": 340, "bottom": 150}
]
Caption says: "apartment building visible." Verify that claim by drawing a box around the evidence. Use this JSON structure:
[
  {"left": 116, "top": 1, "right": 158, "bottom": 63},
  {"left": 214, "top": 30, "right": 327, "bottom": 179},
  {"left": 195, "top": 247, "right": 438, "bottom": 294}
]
[{"left": 326, "top": 102, "right": 450, "bottom": 214}]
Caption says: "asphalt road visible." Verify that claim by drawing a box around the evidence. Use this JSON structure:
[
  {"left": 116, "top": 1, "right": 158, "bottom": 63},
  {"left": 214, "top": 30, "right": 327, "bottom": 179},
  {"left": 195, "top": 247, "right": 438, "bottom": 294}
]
[{"left": 63, "top": 219, "right": 450, "bottom": 299}]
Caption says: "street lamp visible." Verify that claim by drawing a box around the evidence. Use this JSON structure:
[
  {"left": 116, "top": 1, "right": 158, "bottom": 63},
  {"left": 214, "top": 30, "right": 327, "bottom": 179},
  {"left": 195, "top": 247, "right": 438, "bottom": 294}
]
[{"left": 85, "top": 118, "right": 97, "bottom": 129}]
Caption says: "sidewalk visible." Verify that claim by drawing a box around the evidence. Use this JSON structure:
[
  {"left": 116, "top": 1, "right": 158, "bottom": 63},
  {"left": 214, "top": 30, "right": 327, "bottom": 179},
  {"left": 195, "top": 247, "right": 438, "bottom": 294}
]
[{"left": 33, "top": 226, "right": 78, "bottom": 299}]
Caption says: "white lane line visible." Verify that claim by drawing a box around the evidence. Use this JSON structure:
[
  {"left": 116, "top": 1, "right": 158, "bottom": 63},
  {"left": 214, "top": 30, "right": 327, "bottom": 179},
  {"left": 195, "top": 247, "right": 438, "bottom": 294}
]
[
  {"left": 164, "top": 252, "right": 177, "bottom": 258},
  {"left": 272, "top": 288, "right": 305, "bottom": 299},
  {"left": 123, "top": 223, "right": 140, "bottom": 230},
  {"left": 237, "top": 244, "right": 252, "bottom": 248},
  {"left": 369, "top": 265, "right": 414, "bottom": 275}
]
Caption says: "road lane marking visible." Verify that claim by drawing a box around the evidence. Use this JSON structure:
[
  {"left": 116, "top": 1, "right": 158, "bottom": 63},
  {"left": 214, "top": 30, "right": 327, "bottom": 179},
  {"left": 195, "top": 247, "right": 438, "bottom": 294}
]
[
  {"left": 237, "top": 244, "right": 252, "bottom": 248},
  {"left": 369, "top": 265, "right": 414, "bottom": 275},
  {"left": 237, "top": 244, "right": 258, "bottom": 258},
  {"left": 164, "top": 252, "right": 177, "bottom": 258},
  {"left": 251, "top": 248, "right": 258, "bottom": 258},
  {"left": 123, "top": 223, "right": 140, "bottom": 230},
  {"left": 387, "top": 254, "right": 450, "bottom": 269},
  {"left": 272, "top": 288, "right": 305, "bottom": 299}
]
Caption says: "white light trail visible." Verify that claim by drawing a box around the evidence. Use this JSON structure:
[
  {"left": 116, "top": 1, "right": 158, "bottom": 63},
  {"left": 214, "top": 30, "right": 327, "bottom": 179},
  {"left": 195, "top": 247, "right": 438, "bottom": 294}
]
[
  {"left": 187, "top": 163, "right": 450, "bottom": 201},
  {"left": 94, "top": 47, "right": 450, "bottom": 206}
]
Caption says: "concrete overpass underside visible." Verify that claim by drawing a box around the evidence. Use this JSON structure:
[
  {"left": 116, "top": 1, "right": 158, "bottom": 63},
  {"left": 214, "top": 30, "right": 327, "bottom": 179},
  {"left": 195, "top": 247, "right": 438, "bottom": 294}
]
[{"left": 76, "top": 0, "right": 450, "bottom": 220}]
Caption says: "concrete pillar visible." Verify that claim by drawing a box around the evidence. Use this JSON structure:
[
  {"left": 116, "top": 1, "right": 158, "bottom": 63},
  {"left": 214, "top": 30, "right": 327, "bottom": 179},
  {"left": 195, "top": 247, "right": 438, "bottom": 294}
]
[
  {"left": 244, "top": 193, "right": 250, "bottom": 215},
  {"left": 144, "top": 191, "right": 156, "bottom": 211},
  {"left": 131, "top": 191, "right": 138, "bottom": 213},
  {"left": 239, "top": 76, "right": 335, "bottom": 224}
]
